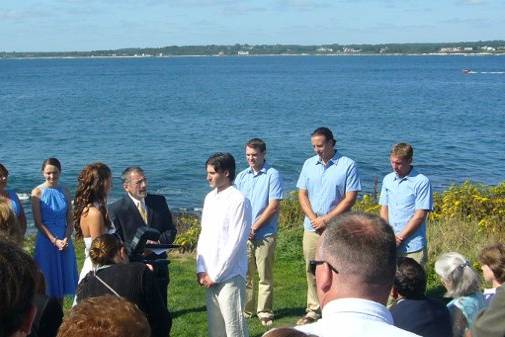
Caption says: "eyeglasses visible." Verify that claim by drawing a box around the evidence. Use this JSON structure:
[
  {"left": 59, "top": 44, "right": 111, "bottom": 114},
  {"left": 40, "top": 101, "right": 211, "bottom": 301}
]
[{"left": 309, "top": 259, "right": 339, "bottom": 276}]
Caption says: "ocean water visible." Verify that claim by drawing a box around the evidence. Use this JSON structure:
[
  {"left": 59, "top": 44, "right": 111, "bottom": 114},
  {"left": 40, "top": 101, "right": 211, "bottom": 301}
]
[{"left": 1, "top": 55, "right": 504, "bottom": 227}]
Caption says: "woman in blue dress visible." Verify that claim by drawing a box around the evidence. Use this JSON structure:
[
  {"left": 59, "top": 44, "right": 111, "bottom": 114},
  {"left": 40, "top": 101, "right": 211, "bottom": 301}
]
[
  {"left": 0, "top": 163, "right": 27, "bottom": 236},
  {"left": 32, "top": 158, "right": 78, "bottom": 304}
]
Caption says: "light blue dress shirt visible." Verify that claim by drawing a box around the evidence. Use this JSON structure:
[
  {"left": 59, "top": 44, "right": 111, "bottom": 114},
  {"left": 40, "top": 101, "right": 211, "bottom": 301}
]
[
  {"left": 379, "top": 167, "right": 433, "bottom": 253},
  {"left": 235, "top": 163, "right": 283, "bottom": 239},
  {"left": 296, "top": 151, "right": 361, "bottom": 232}
]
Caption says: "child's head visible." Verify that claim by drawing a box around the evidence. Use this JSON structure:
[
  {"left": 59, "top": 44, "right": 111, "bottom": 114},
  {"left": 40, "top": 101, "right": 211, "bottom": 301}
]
[{"left": 478, "top": 243, "right": 505, "bottom": 286}]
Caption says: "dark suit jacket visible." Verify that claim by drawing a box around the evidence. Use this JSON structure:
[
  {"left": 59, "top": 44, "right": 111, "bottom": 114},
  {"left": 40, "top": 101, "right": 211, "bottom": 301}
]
[
  {"left": 109, "top": 193, "right": 177, "bottom": 260},
  {"left": 390, "top": 296, "right": 453, "bottom": 337}
]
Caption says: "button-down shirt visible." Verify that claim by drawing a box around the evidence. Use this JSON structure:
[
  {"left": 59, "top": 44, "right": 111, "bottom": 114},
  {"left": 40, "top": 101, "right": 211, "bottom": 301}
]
[
  {"left": 235, "top": 163, "right": 283, "bottom": 239},
  {"left": 196, "top": 186, "right": 252, "bottom": 283},
  {"left": 379, "top": 167, "right": 432, "bottom": 253},
  {"left": 296, "top": 151, "right": 361, "bottom": 232},
  {"left": 296, "top": 298, "right": 421, "bottom": 337}
]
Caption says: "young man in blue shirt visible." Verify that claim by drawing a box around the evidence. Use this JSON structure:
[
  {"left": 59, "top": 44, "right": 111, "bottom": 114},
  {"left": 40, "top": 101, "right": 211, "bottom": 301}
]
[
  {"left": 235, "top": 138, "right": 283, "bottom": 327},
  {"left": 379, "top": 143, "right": 433, "bottom": 266},
  {"left": 296, "top": 127, "right": 361, "bottom": 325}
]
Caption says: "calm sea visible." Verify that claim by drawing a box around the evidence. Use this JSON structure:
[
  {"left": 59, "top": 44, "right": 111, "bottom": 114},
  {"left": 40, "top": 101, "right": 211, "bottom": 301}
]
[{"left": 1, "top": 55, "right": 504, "bottom": 228}]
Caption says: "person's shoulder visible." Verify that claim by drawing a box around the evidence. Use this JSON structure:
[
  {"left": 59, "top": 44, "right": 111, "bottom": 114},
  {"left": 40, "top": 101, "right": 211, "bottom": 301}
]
[
  {"left": 338, "top": 154, "right": 357, "bottom": 166},
  {"left": 146, "top": 193, "right": 167, "bottom": 203},
  {"left": 410, "top": 169, "right": 430, "bottom": 183},
  {"left": 265, "top": 165, "right": 281, "bottom": 177},
  {"left": 109, "top": 195, "right": 128, "bottom": 208},
  {"left": 31, "top": 185, "right": 44, "bottom": 197},
  {"left": 236, "top": 167, "right": 250, "bottom": 179}
]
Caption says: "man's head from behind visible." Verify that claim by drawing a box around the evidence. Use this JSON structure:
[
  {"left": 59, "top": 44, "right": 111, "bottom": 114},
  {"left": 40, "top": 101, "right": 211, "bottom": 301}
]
[
  {"left": 0, "top": 240, "right": 37, "bottom": 337},
  {"left": 316, "top": 212, "right": 396, "bottom": 307},
  {"left": 57, "top": 295, "right": 150, "bottom": 337},
  {"left": 393, "top": 257, "right": 426, "bottom": 300}
]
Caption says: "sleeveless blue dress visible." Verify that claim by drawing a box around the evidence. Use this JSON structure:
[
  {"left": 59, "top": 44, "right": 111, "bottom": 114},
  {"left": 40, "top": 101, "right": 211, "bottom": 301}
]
[{"left": 34, "top": 185, "right": 78, "bottom": 297}]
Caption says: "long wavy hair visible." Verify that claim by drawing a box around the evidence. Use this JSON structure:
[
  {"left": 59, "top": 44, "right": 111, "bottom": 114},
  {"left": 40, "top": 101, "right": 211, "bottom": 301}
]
[{"left": 73, "top": 163, "right": 112, "bottom": 239}]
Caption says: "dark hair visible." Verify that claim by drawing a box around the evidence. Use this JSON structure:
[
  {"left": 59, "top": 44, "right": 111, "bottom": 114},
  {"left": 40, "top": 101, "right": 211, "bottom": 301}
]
[
  {"left": 394, "top": 257, "right": 426, "bottom": 299},
  {"left": 121, "top": 166, "right": 144, "bottom": 184},
  {"left": 246, "top": 138, "right": 266, "bottom": 153},
  {"left": 320, "top": 212, "right": 396, "bottom": 286},
  {"left": 41, "top": 157, "right": 62, "bottom": 172},
  {"left": 263, "top": 328, "right": 313, "bottom": 337},
  {"left": 74, "top": 163, "right": 112, "bottom": 239},
  {"left": 57, "top": 295, "right": 150, "bottom": 337},
  {"left": 0, "top": 163, "right": 8, "bottom": 177},
  {"left": 479, "top": 243, "right": 505, "bottom": 283},
  {"left": 89, "top": 234, "right": 123, "bottom": 266},
  {"left": 0, "top": 240, "right": 37, "bottom": 337},
  {"left": 205, "top": 152, "right": 236, "bottom": 181},
  {"left": 311, "top": 127, "right": 336, "bottom": 147}
]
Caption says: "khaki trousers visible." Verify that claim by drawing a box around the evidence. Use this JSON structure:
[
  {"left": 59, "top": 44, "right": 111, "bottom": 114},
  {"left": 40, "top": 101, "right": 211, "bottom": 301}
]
[
  {"left": 303, "top": 230, "right": 321, "bottom": 319},
  {"left": 245, "top": 236, "right": 276, "bottom": 319}
]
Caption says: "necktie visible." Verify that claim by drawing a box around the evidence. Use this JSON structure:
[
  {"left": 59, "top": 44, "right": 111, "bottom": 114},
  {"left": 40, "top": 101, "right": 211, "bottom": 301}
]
[{"left": 137, "top": 202, "right": 148, "bottom": 224}]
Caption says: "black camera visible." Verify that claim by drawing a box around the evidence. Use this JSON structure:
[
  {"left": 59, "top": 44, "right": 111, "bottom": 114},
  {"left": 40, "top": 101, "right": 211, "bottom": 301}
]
[{"left": 127, "top": 226, "right": 179, "bottom": 264}]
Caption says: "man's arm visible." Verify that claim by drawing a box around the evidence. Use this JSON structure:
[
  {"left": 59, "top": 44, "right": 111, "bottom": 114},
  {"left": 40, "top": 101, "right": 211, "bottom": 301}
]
[
  {"left": 396, "top": 209, "right": 428, "bottom": 246},
  {"left": 380, "top": 205, "right": 389, "bottom": 223},
  {"left": 249, "top": 199, "right": 280, "bottom": 239},
  {"left": 312, "top": 191, "right": 358, "bottom": 231},
  {"left": 298, "top": 188, "right": 317, "bottom": 222},
  {"left": 153, "top": 196, "right": 177, "bottom": 244}
]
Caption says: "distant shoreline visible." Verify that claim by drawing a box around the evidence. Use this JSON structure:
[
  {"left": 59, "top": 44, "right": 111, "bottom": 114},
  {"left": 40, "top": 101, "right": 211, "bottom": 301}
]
[{"left": 2, "top": 52, "right": 505, "bottom": 60}]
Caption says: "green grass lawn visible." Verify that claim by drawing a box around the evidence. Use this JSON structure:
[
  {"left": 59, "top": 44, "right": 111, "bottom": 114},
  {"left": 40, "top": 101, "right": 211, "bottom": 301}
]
[{"left": 65, "top": 228, "right": 308, "bottom": 337}]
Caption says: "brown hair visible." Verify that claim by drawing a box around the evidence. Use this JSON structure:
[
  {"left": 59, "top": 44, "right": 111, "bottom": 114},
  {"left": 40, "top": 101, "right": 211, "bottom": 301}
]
[
  {"left": 57, "top": 295, "right": 150, "bottom": 337},
  {"left": 0, "top": 240, "right": 37, "bottom": 337},
  {"left": 246, "top": 138, "right": 267, "bottom": 153},
  {"left": 73, "top": 163, "right": 112, "bottom": 239},
  {"left": 391, "top": 143, "right": 414, "bottom": 160},
  {"left": 0, "top": 197, "right": 22, "bottom": 243},
  {"left": 0, "top": 163, "right": 8, "bottom": 177},
  {"left": 41, "top": 157, "right": 62, "bottom": 172},
  {"left": 89, "top": 234, "right": 123, "bottom": 266},
  {"left": 479, "top": 243, "right": 505, "bottom": 284}
]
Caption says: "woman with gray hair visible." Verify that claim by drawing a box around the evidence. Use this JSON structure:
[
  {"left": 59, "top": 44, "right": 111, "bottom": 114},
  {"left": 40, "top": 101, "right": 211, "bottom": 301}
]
[{"left": 435, "top": 252, "right": 487, "bottom": 337}]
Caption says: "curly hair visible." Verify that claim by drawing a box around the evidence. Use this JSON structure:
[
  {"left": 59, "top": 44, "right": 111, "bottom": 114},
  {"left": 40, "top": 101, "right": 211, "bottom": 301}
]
[
  {"left": 57, "top": 295, "right": 150, "bottom": 337},
  {"left": 74, "top": 163, "right": 112, "bottom": 239},
  {"left": 89, "top": 234, "right": 123, "bottom": 266}
]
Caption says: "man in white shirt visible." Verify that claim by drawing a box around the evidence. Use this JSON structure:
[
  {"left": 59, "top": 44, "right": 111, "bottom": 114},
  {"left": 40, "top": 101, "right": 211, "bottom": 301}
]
[
  {"left": 196, "top": 152, "right": 252, "bottom": 337},
  {"left": 295, "top": 212, "right": 420, "bottom": 337}
]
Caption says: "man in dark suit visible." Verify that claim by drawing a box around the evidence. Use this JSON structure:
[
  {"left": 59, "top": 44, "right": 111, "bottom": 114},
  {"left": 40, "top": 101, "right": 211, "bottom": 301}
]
[
  {"left": 390, "top": 257, "right": 452, "bottom": 337},
  {"left": 109, "top": 166, "right": 177, "bottom": 305}
]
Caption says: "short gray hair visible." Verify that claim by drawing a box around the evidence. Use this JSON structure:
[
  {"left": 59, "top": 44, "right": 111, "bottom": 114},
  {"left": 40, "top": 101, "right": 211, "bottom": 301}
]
[
  {"left": 121, "top": 166, "right": 144, "bottom": 183},
  {"left": 320, "top": 212, "right": 396, "bottom": 286},
  {"left": 435, "top": 252, "right": 480, "bottom": 298}
]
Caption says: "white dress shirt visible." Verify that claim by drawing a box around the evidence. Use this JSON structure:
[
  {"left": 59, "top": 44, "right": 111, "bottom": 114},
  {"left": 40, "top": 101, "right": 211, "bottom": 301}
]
[
  {"left": 196, "top": 185, "right": 252, "bottom": 283},
  {"left": 296, "top": 298, "right": 421, "bottom": 337}
]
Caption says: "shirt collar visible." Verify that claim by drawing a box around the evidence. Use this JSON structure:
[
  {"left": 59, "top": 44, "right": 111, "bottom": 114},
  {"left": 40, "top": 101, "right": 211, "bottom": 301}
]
[
  {"left": 316, "top": 150, "right": 340, "bottom": 166},
  {"left": 128, "top": 193, "right": 145, "bottom": 207},
  {"left": 322, "top": 298, "right": 393, "bottom": 324},
  {"left": 247, "top": 162, "right": 268, "bottom": 175},
  {"left": 393, "top": 166, "right": 417, "bottom": 181}
]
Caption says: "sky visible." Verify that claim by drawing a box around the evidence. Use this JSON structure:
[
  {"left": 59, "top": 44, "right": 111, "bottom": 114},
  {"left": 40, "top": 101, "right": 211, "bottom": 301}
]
[{"left": 1, "top": 0, "right": 504, "bottom": 52}]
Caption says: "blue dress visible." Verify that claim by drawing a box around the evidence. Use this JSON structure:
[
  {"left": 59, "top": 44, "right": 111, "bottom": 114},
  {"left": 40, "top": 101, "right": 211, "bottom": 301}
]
[{"left": 34, "top": 185, "right": 78, "bottom": 297}]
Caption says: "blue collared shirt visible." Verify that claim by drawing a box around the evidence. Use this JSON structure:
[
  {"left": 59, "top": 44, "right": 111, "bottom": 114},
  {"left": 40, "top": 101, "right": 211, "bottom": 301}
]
[
  {"left": 379, "top": 167, "right": 433, "bottom": 253},
  {"left": 296, "top": 151, "right": 361, "bottom": 232},
  {"left": 235, "top": 163, "right": 283, "bottom": 239}
]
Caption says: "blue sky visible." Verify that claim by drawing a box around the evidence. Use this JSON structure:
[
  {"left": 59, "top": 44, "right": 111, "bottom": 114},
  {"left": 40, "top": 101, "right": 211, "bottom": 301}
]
[{"left": 1, "top": 0, "right": 504, "bottom": 52}]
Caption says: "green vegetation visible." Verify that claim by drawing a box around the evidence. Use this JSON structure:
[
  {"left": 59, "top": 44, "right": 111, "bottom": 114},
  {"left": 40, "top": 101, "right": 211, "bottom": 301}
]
[
  {"left": 34, "top": 181, "right": 504, "bottom": 336},
  {"left": 2, "top": 40, "right": 505, "bottom": 58}
]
